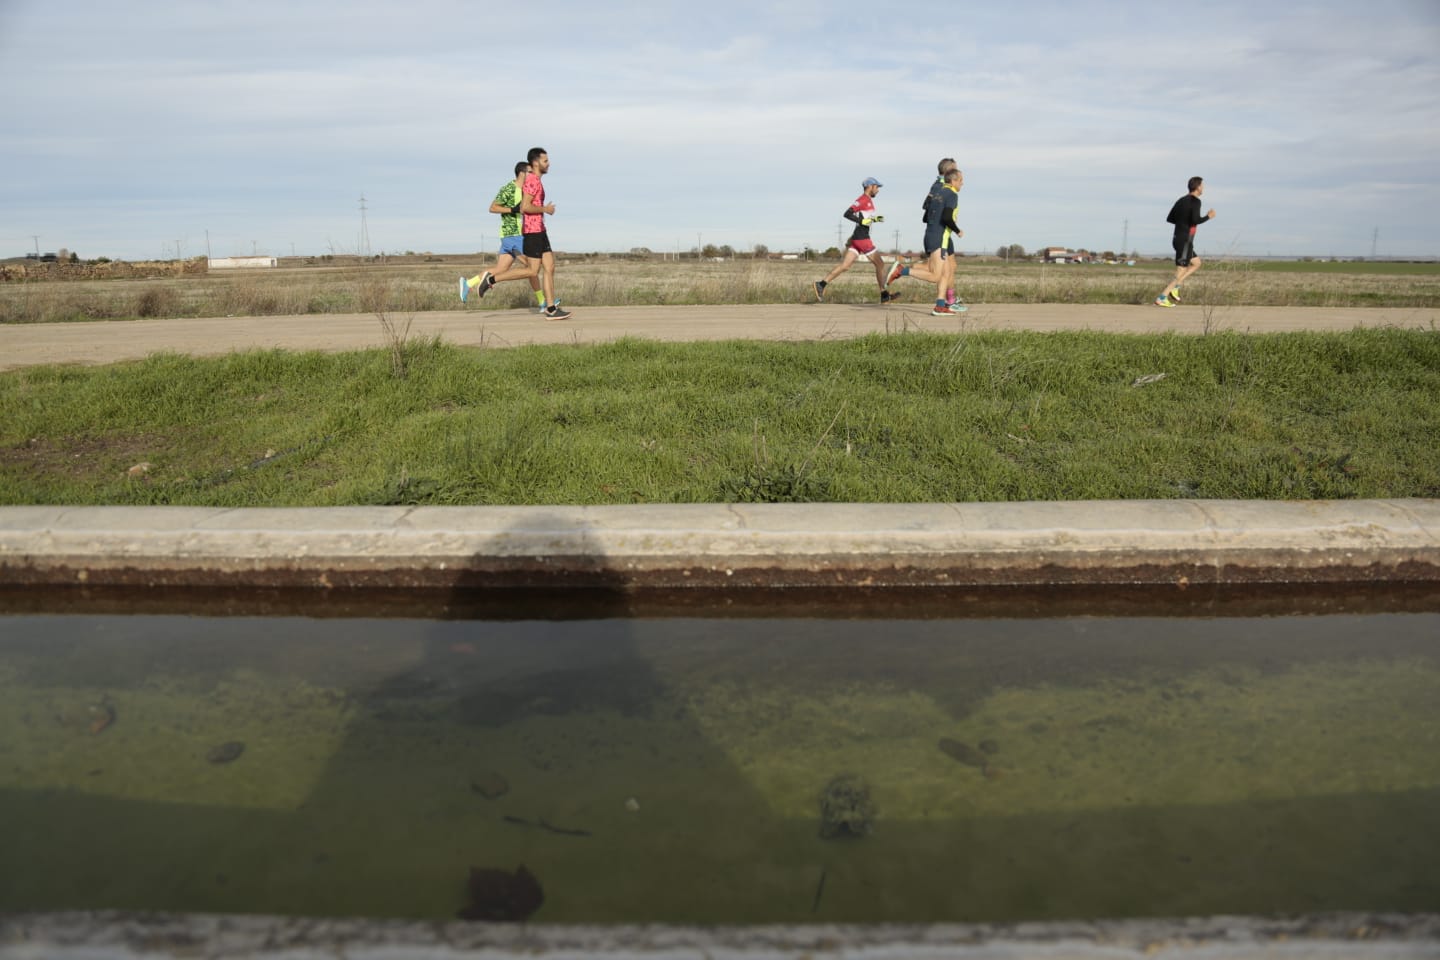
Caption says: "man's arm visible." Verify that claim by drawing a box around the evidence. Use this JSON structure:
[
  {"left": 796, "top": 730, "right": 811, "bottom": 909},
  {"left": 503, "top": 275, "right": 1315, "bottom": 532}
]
[
  {"left": 941, "top": 195, "right": 961, "bottom": 234},
  {"left": 1182, "top": 196, "right": 1213, "bottom": 228},
  {"left": 489, "top": 183, "right": 521, "bottom": 216},
  {"left": 521, "top": 186, "right": 554, "bottom": 216}
]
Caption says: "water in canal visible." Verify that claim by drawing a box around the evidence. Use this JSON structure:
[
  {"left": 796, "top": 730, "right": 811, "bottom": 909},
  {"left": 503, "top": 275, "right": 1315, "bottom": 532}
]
[{"left": 1, "top": 584, "right": 1436, "bottom": 923}]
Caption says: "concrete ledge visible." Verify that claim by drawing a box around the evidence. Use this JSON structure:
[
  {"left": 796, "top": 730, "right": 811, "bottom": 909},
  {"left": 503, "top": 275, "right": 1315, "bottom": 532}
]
[
  {"left": 3, "top": 912, "right": 1438, "bottom": 959},
  {"left": 1, "top": 499, "right": 1438, "bottom": 589}
]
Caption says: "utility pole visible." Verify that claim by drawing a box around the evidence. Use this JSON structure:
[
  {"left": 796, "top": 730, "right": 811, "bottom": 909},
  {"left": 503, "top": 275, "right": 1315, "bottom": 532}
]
[
  {"left": 206, "top": 229, "right": 212, "bottom": 261},
  {"left": 359, "top": 195, "right": 371, "bottom": 257},
  {"left": 1371, "top": 227, "right": 1379, "bottom": 259},
  {"left": 893, "top": 228, "right": 900, "bottom": 254},
  {"left": 1121, "top": 220, "right": 1128, "bottom": 259},
  {"left": 31, "top": 236, "right": 39, "bottom": 257}
]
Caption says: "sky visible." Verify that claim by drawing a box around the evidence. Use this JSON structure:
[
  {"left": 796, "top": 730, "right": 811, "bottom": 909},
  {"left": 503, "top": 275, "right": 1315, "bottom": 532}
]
[{"left": 2, "top": 0, "right": 1438, "bottom": 261}]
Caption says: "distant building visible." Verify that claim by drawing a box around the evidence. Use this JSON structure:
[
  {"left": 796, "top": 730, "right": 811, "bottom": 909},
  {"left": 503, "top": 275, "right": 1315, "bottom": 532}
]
[
  {"left": 1041, "top": 246, "right": 1070, "bottom": 263},
  {"left": 209, "top": 256, "right": 277, "bottom": 269}
]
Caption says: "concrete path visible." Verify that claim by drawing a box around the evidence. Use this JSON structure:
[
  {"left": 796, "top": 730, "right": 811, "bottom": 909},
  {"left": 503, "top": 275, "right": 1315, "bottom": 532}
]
[
  {"left": 2, "top": 303, "right": 1434, "bottom": 371},
  {"left": 3, "top": 500, "right": 1437, "bottom": 588}
]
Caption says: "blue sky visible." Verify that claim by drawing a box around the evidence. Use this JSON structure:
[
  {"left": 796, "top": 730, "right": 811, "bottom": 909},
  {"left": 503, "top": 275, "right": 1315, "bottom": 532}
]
[{"left": 3, "top": 0, "right": 1438, "bottom": 261}]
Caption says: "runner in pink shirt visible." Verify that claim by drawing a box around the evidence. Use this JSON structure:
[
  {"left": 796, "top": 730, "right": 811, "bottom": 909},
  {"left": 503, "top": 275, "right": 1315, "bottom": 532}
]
[{"left": 472, "top": 146, "right": 570, "bottom": 320}]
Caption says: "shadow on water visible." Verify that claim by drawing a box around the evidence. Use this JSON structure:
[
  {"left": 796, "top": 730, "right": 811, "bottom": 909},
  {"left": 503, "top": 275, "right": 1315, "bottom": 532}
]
[{"left": 0, "top": 532, "right": 1438, "bottom": 923}]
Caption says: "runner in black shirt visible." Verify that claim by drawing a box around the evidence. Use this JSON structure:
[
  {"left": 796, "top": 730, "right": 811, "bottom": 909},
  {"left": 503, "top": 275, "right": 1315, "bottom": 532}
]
[{"left": 1155, "top": 176, "right": 1216, "bottom": 307}]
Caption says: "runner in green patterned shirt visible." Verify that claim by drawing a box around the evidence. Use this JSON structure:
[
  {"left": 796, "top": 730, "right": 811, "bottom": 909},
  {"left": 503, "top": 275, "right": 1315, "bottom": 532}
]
[{"left": 460, "top": 161, "right": 544, "bottom": 309}]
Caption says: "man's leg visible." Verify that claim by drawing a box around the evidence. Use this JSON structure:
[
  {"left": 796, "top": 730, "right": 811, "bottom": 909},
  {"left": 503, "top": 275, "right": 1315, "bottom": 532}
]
[
  {"left": 1178, "top": 257, "right": 1202, "bottom": 285},
  {"left": 511, "top": 256, "right": 544, "bottom": 308},
  {"left": 868, "top": 252, "right": 888, "bottom": 291},
  {"left": 903, "top": 249, "right": 945, "bottom": 285},
  {"left": 934, "top": 250, "right": 950, "bottom": 306},
  {"left": 822, "top": 249, "right": 860, "bottom": 285},
  {"left": 815, "top": 249, "right": 859, "bottom": 299},
  {"left": 942, "top": 253, "right": 966, "bottom": 310},
  {"left": 1159, "top": 238, "right": 1200, "bottom": 304},
  {"left": 467, "top": 254, "right": 512, "bottom": 286},
  {"left": 540, "top": 251, "right": 557, "bottom": 307},
  {"left": 1158, "top": 259, "right": 1200, "bottom": 304},
  {"left": 490, "top": 255, "right": 541, "bottom": 285}
]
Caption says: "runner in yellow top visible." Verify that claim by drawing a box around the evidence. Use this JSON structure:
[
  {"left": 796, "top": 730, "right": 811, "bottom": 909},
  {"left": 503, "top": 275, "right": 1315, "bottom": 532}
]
[
  {"left": 460, "top": 161, "right": 544, "bottom": 311},
  {"left": 472, "top": 147, "right": 570, "bottom": 320}
]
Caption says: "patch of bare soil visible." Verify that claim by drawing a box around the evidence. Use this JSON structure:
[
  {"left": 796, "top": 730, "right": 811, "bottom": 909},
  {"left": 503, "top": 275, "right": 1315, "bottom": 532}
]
[{"left": 3, "top": 433, "right": 169, "bottom": 483}]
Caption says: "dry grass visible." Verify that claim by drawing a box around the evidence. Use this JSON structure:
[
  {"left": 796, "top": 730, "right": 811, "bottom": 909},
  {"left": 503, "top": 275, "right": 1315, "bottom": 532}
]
[{"left": 2, "top": 256, "right": 1437, "bottom": 323}]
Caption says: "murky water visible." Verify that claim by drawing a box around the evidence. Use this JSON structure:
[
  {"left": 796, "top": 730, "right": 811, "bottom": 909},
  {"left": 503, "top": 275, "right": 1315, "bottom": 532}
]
[{"left": 1, "top": 585, "right": 1437, "bottom": 923}]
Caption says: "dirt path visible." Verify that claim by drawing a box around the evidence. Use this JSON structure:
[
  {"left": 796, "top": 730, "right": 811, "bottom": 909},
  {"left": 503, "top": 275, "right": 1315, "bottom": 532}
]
[{"left": 1, "top": 303, "right": 1433, "bottom": 372}]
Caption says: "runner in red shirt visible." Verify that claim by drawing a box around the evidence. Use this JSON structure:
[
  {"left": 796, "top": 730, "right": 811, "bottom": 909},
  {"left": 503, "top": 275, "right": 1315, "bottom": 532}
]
[{"left": 813, "top": 177, "right": 901, "bottom": 304}]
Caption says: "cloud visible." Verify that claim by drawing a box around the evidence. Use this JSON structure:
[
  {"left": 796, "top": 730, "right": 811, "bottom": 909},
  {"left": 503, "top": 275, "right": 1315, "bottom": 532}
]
[{"left": 1, "top": 0, "right": 1436, "bottom": 259}]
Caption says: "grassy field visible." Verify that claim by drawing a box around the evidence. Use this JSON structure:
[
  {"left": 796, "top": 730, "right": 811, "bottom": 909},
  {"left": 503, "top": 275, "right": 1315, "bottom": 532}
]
[
  {"left": 3, "top": 257, "right": 1439, "bottom": 324},
  {"left": 2, "top": 329, "right": 1437, "bottom": 506}
]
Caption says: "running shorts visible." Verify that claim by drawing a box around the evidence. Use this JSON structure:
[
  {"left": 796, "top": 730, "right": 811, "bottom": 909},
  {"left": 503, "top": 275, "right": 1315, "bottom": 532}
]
[
  {"left": 1173, "top": 235, "right": 1195, "bottom": 267},
  {"left": 923, "top": 224, "right": 950, "bottom": 258}
]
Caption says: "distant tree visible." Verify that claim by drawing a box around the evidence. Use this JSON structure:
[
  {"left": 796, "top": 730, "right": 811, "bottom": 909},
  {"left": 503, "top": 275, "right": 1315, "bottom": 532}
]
[
  {"left": 753, "top": 243, "right": 769, "bottom": 258},
  {"left": 823, "top": 246, "right": 841, "bottom": 258},
  {"left": 803, "top": 245, "right": 817, "bottom": 261},
  {"left": 718, "top": 244, "right": 734, "bottom": 259},
  {"left": 701, "top": 243, "right": 720, "bottom": 259},
  {"left": 629, "top": 246, "right": 652, "bottom": 257},
  {"left": 1101, "top": 250, "right": 1116, "bottom": 261}
]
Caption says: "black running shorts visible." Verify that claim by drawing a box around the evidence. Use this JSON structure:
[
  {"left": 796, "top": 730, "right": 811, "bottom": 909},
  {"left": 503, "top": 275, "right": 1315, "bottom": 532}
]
[
  {"left": 1174, "top": 235, "right": 1196, "bottom": 267},
  {"left": 923, "top": 224, "right": 950, "bottom": 258},
  {"left": 523, "top": 231, "right": 552, "bottom": 258}
]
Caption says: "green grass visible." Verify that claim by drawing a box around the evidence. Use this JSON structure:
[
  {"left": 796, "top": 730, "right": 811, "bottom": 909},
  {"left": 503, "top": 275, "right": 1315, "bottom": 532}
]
[{"left": 2, "top": 329, "right": 1438, "bottom": 506}]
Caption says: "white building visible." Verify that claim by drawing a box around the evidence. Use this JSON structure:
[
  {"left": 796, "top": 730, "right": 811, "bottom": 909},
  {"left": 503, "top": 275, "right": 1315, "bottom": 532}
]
[{"left": 208, "top": 256, "right": 278, "bottom": 269}]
